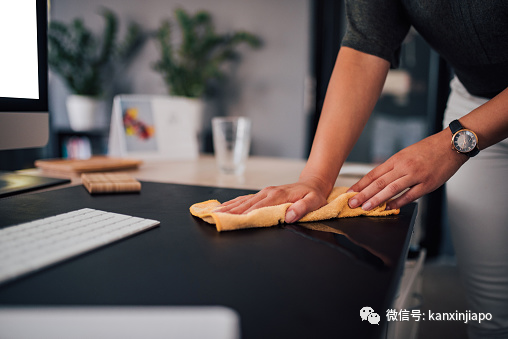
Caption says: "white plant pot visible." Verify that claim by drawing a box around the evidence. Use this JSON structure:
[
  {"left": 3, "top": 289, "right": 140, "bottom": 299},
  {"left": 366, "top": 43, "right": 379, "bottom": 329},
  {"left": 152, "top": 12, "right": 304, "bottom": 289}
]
[
  {"left": 167, "top": 96, "right": 204, "bottom": 148},
  {"left": 177, "top": 96, "right": 203, "bottom": 135},
  {"left": 66, "top": 95, "right": 99, "bottom": 131}
]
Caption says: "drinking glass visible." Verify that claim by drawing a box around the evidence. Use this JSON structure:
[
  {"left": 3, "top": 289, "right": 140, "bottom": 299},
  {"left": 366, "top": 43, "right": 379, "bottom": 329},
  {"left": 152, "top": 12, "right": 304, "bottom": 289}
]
[{"left": 212, "top": 117, "right": 251, "bottom": 175}]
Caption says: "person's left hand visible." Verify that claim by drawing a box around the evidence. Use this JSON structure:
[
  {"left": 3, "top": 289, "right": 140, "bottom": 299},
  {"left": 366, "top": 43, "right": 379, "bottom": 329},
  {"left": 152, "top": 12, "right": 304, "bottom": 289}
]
[{"left": 348, "top": 129, "right": 468, "bottom": 211}]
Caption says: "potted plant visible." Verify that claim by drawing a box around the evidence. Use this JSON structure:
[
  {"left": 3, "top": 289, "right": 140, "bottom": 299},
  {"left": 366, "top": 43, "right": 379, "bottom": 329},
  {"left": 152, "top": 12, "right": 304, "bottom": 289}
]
[
  {"left": 152, "top": 8, "right": 261, "bottom": 147},
  {"left": 48, "top": 8, "right": 144, "bottom": 131}
]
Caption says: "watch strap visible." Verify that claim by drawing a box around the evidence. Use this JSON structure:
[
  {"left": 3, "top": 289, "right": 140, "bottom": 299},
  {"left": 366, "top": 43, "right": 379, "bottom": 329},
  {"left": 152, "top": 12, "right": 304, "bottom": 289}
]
[
  {"left": 449, "top": 119, "right": 464, "bottom": 134},
  {"left": 468, "top": 146, "right": 480, "bottom": 157}
]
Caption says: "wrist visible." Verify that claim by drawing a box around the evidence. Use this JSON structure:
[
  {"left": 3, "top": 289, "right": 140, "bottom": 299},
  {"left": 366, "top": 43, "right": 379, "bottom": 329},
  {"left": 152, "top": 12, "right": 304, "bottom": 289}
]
[{"left": 297, "top": 173, "right": 334, "bottom": 196}]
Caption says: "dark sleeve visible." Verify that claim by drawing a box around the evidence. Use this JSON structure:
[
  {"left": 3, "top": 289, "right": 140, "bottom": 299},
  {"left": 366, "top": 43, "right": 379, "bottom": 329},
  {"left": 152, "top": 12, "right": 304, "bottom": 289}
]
[{"left": 341, "top": 0, "right": 411, "bottom": 68}]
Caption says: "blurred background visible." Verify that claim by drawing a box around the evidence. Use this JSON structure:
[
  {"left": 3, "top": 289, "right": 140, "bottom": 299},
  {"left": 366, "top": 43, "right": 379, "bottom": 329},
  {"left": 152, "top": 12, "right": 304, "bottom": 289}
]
[
  {"left": 49, "top": 0, "right": 313, "bottom": 160},
  {"left": 2, "top": 0, "right": 449, "bottom": 170}
]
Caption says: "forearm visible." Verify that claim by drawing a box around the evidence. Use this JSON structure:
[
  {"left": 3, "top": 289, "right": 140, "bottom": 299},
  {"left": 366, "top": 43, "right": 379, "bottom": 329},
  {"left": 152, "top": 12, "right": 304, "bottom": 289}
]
[
  {"left": 300, "top": 47, "right": 390, "bottom": 191},
  {"left": 458, "top": 86, "right": 508, "bottom": 150}
]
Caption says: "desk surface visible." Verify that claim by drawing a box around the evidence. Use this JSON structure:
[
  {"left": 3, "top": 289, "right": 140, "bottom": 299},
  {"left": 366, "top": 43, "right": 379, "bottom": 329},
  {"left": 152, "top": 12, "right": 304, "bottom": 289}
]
[
  {"left": 19, "top": 155, "right": 372, "bottom": 191},
  {"left": 0, "top": 179, "right": 416, "bottom": 339}
]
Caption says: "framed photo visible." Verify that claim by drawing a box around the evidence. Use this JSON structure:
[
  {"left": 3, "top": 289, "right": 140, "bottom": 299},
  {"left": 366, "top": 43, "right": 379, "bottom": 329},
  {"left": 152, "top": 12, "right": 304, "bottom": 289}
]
[{"left": 109, "top": 95, "right": 200, "bottom": 160}]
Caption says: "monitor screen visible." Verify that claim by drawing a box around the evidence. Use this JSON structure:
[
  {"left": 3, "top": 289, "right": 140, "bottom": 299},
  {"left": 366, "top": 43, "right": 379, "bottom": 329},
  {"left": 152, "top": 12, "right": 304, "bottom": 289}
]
[{"left": 0, "top": 0, "right": 49, "bottom": 151}]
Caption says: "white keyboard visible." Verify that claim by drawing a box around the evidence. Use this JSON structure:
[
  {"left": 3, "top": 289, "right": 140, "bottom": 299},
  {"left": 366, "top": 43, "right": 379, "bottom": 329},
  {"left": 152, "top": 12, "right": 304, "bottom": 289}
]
[{"left": 0, "top": 208, "right": 160, "bottom": 284}]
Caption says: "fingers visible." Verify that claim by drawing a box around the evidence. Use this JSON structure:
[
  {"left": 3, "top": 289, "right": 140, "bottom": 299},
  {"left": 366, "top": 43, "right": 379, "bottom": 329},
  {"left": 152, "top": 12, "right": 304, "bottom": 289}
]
[
  {"left": 216, "top": 194, "right": 265, "bottom": 214},
  {"left": 350, "top": 131, "right": 467, "bottom": 211},
  {"left": 348, "top": 158, "right": 420, "bottom": 210},
  {"left": 215, "top": 185, "right": 292, "bottom": 215},
  {"left": 347, "top": 153, "right": 430, "bottom": 211},
  {"left": 349, "top": 172, "right": 415, "bottom": 210},
  {"left": 216, "top": 196, "right": 251, "bottom": 212},
  {"left": 385, "top": 184, "right": 424, "bottom": 210},
  {"left": 213, "top": 183, "right": 329, "bottom": 223},
  {"left": 285, "top": 191, "right": 326, "bottom": 223},
  {"left": 348, "top": 162, "right": 392, "bottom": 194},
  {"left": 219, "top": 195, "right": 251, "bottom": 208}
]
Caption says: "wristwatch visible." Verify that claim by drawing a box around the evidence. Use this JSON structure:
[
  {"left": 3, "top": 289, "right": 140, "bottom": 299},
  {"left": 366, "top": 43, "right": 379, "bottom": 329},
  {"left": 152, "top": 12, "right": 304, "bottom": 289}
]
[{"left": 449, "top": 119, "right": 479, "bottom": 157}]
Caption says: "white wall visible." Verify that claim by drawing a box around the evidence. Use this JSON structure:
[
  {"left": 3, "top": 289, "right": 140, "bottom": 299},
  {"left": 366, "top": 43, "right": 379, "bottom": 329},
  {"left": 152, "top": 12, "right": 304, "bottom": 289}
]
[{"left": 49, "top": 0, "right": 311, "bottom": 158}]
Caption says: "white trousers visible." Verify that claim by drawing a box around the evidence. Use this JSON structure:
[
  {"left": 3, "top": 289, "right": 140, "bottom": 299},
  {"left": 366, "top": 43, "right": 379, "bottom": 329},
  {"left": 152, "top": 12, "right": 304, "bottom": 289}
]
[{"left": 443, "top": 77, "right": 508, "bottom": 339}]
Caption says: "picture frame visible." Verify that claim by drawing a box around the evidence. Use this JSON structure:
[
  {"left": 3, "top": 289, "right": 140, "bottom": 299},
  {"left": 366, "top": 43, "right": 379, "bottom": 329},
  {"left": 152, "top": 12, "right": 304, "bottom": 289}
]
[{"left": 108, "top": 95, "right": 200, "bottom": 160}]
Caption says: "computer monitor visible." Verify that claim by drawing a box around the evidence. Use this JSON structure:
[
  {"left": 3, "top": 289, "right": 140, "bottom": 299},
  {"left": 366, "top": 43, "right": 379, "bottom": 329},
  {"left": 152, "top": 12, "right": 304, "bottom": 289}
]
[
  {"left": 0, "top": 0, "right": 70, "bottom": 197},
  {"left": 0, "top": 0, "right": 49, "bottom": 151}
]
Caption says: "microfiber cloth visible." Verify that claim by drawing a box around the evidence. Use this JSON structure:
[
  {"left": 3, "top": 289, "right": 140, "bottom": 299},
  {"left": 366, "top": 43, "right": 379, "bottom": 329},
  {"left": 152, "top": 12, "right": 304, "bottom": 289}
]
[{"left": 189, "top": 187, "right": 400, "bottom": 232}]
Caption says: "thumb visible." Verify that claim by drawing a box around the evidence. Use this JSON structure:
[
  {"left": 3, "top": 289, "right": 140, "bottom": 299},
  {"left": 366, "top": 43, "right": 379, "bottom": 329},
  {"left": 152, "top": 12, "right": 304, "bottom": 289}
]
[{"left": 285, "top": 195, "right": 322, "bottom": 223}]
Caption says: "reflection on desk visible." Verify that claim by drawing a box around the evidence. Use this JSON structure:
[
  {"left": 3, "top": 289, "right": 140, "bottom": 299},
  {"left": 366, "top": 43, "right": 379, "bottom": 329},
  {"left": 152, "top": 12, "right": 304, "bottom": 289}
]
[{"left": 286, "top": 222, "right": 391, "bottom": 269}]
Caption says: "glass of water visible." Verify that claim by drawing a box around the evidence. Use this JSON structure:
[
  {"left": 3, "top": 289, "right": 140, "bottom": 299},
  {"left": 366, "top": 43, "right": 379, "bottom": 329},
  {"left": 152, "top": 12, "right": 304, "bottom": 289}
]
[{"left": 212, "top": 117, "right": 251, "bottom": 175}]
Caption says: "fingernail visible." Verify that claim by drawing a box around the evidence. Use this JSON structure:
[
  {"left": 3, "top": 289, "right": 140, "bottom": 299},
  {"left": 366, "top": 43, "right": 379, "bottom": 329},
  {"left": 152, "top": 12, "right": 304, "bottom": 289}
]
[
  {"left": 286, "top": 210, "right": 297, "bottom": 223},
  {"left": 349, "top": 198, "right": 358, "bottom": 208},
  {"left": 346, "top": 188, "right": 354, "bottom": 193},
  {"left": 362, "top": 201, "right": 372, "bottom": 211}
]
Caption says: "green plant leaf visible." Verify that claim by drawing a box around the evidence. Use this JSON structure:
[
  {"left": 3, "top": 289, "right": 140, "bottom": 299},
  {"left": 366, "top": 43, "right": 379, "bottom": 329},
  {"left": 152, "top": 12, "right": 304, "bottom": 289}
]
[
  {"left": 48, "top": 7, "right": 145, "bottom": 97},
  {"left": 152, "top": 7, "right": 262, "bottom": 98}
]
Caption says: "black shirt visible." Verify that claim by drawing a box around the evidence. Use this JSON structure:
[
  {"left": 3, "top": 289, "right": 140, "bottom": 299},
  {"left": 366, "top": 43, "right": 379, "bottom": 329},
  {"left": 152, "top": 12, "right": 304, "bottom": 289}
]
[{"left": 341, "top": 0, "right": 508, "bottom": 99}]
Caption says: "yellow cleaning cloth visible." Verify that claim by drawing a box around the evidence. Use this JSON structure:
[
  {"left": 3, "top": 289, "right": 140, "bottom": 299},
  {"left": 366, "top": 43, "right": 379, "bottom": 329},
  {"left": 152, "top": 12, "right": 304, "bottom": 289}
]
[{"left": 189, "top": 187, "right": 399, "bottom": 232}]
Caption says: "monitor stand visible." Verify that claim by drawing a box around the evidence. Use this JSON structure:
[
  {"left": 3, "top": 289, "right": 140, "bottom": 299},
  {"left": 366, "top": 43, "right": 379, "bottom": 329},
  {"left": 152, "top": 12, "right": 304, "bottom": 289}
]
[{"left": 0, "top": 171, "right": 70, "bottom": 198}]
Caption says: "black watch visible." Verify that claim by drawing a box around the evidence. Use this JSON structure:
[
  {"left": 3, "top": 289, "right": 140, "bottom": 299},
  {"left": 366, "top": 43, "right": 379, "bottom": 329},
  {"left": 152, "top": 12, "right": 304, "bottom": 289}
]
[{"left": 449, "top": 119, "right": 479, "bottom": 157}]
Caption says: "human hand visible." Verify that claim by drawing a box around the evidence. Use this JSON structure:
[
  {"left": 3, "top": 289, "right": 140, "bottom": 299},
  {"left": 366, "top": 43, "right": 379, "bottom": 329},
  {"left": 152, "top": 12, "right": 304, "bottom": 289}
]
[
  {"left": 348, "top": 129, "right": 468, "bottom": 210},
  {"left": 215, "top": 178, "right": 332, "bottom": 223}
]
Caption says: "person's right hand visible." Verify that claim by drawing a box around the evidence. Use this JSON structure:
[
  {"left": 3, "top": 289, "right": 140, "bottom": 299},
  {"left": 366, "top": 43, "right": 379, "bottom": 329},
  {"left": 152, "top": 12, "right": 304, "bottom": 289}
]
[{"left": 215, "top": 178, "right": 331, "bottom": 223}]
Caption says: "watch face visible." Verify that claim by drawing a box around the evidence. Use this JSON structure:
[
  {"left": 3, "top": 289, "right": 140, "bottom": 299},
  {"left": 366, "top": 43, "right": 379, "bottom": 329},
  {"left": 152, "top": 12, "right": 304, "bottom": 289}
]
[{"left": 453, "top": 130, "right": 477, "bottom": 153}]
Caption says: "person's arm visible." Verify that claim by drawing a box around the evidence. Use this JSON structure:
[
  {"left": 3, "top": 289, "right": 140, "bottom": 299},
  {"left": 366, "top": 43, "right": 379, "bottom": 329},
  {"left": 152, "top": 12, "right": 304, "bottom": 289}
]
[
  {"left": 217, "top": 47, "right": 390, "bottom": 222},
  {"left": 347, "top": 85, "right": 508, "bottom": 211}
]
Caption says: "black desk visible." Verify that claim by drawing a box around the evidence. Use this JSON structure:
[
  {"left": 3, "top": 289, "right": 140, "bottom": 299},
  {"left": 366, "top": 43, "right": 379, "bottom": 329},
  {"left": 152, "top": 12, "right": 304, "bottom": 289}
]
[{"left": 0, "top": 182, "right": 416, "bottom": 339}]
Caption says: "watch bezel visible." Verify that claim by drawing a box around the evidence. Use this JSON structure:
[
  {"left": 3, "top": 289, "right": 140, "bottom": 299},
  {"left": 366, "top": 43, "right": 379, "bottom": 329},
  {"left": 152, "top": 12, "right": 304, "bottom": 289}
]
[{"left": 451, "top": 129, "right": 478, "bottom": 154}]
